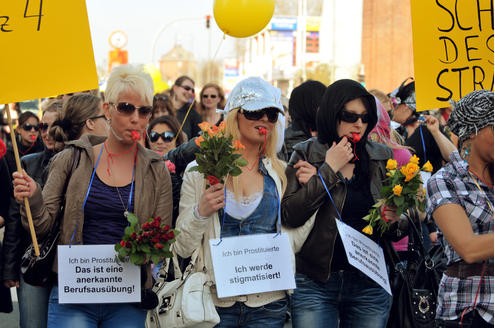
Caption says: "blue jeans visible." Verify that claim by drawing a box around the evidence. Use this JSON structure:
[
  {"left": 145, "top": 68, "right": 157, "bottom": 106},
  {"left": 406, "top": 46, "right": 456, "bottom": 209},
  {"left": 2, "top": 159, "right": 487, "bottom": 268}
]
[
  {"left": 291, "top": 270, "right": 392, "bottom": 328},
  {"left": 215, "top": 298, "right": 288, "bottom": 328},
  {"left": 18, "top": 275, "right": 50, "bottom": 328},
  {"left": 47, "top": 285, "right": 147, "bottom": 328}
]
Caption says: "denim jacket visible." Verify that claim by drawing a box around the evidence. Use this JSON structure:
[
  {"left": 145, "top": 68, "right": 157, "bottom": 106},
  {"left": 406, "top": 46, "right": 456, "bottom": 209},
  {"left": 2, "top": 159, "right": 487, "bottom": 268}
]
[{"left": 174, "top": 158, "right": 293, "bottom": 307}]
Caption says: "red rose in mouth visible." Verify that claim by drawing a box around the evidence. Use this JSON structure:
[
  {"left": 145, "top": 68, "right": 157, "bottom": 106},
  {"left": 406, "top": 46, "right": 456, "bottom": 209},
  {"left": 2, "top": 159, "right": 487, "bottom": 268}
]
[
  {"left": 30, "top": 135, "right": 37, "bottom": 141},
  {"left": 350, "top": 132, "right": 361, "bottom": 143},
  {"left": 258, "top": 127, "right": 267, "bottom": 135},
  {"left": 130, "top": 130, "right": 141, "bottom": 141}
]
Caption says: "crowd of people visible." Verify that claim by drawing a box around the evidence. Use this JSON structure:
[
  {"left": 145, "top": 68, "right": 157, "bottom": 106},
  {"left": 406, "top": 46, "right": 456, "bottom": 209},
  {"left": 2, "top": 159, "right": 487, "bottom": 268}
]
[{"left": 0, "top": 64, "right": 492, "bottom": 328}]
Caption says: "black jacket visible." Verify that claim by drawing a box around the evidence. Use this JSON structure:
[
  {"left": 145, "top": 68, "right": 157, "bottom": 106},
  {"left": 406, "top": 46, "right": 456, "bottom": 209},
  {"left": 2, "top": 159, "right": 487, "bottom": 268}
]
[
  {"left": 2, "top": 150, "right": 54, "bottom": 281},
  {"left": 281, "top": 138, "right": 392, "bottom": 282}
]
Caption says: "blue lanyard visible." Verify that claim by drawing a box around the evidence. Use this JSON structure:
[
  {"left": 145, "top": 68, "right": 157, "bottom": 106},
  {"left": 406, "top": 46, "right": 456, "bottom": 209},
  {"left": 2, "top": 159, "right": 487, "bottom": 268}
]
[
  {"left": 418, "top": 125, "right": 427, "bottom": 162},
  {"left": 82, "top": 145, "right": 136, "bottom": 214},
  {"left": 317, "top": 170, "right": 343, "bottom": 222}
]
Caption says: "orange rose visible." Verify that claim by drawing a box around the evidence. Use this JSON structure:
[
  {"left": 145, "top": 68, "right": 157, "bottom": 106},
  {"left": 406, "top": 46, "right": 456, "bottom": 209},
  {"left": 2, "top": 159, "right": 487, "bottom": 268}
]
[
  {"left": 195, "top": 135, "right": 205, "bottom": 147},
  {"left": 232, "top": 139, "right": 245, "bottom": 150},
  {"left": 198, "top": 121, "right": 211, "bottom": 132}
]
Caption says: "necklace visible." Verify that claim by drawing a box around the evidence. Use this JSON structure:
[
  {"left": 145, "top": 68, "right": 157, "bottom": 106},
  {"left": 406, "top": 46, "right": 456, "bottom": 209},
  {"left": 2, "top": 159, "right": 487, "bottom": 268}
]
[
  {"left": 469, "top": 171, "right": 494, "bottom": 213},
  {"left": 469, "top": 169, "right": 494, "bottom": 189},
  {"left": 103, "top": 141, "right": 136, "bottom": 176},
  {"left": 245, "top": 157, "right": 259, "bottom": 171},
  {"left": 83, "top": 144, "right": 136, "bottom": 219},
  {"left": 115, "top": 186, "right": 129, "bottom": 218}
]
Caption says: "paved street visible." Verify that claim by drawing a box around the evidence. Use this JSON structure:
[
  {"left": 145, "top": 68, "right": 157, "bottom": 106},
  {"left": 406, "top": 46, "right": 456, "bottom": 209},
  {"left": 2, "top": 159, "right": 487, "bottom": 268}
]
[{"left": 0, "top": 291, "right": 18, "bottom": 328}]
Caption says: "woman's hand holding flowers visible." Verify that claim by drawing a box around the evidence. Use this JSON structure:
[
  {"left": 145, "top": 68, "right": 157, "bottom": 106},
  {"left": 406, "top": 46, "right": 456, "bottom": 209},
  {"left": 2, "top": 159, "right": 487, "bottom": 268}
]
[
  {"left": 325, "top": 137, "right": 354, "bottom": 173},
  {"left": 198, "top": 182, "right": 225, "bottom": 218}
]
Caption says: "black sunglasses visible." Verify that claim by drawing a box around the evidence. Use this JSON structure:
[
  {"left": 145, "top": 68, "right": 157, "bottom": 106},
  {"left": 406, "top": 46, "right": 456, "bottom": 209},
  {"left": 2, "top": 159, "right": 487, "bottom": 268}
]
[
  {"left": 179, "top": 85, "right": 195, "bottom": 93},
  {"left": 22, "top": 123, "right": 40, "bottom": 132},
  {"left": 202, "top": 94, "right": 218, "bottom": 99},
  {"left": 89, "top": 115, "right": 106, "bottom": 121},
  {"left": 38, "top": 123, "right": 49, "bottom": 132},
  {"left": 340, "top": 110, "right": 370, "bottom": 124},
  {"left": 240, "top": 108, "right": 279, "bottom": 123},
  {"left": 149, "top": 131, "right": 175, "bottom": 143},
  {"left": 110, "top": 102, "right": 152, "bottom": 117}
]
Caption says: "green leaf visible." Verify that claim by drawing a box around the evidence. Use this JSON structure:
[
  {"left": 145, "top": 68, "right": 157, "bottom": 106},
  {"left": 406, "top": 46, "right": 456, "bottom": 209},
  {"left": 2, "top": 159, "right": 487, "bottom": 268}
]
[
  {"left": 151, "top": 255, "right": 161, "bottom": 264},
  {"left": 130, "top": 253, "right": 145, "bottom": 266},
  {"left": 393, "top": 196, "right": 405, "bottom": 207},
  {"left": 188, "top": 165, "right": 199, "bottom": 172},
  {"left": 126, "top": 212, "right": 138, "bottom": 227}
]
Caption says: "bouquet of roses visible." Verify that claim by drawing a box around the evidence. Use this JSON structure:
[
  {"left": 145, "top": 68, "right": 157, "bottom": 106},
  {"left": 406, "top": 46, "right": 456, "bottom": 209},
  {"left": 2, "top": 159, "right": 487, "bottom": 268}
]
[
  {"left": 362, "top": 155, "right": 433, "bottom": 236},
  {"left": 189, "top": 121, "right": 247, "bottom": 185},
  {"left": 115, "top": 213, "right": 178, "bottom": 265}
]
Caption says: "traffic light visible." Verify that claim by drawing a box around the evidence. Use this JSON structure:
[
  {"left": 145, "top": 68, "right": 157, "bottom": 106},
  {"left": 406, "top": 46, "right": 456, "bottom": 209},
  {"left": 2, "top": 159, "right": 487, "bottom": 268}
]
[{"left": 206, "top": 15, "right": 211, "bottom": 29}]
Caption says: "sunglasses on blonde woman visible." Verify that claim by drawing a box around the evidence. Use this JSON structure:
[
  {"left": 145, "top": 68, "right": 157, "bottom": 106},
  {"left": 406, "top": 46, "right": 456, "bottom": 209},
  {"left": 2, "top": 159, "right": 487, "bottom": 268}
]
[
  {"left": 240, "top": 108, "right": 279, "bottom": 123},
  {"left": 110, "top": 102, "right": 153, "bottom": 117}
]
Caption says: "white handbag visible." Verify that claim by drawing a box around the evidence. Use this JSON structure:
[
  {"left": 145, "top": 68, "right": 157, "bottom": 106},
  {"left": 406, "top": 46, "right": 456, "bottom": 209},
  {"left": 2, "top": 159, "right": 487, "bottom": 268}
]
[{"left": 146, "top": 248, "right": 220, "bottom": 328}]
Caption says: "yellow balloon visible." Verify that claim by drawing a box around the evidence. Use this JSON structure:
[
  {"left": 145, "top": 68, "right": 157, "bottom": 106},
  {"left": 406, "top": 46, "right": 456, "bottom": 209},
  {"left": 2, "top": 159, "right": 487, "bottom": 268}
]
[
  {"left": 213, "top": 0, "right": 275, "bottom": 38},
  {"left": 144, "top": 64, "right": 169, "bottom": 94}
]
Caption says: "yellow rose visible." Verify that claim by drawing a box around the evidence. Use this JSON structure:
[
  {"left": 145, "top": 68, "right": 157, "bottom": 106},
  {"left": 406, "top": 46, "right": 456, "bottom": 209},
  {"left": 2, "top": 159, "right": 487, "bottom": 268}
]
[
  {"left": 410, "top": 154, "right": 420, "bottom": 165},
  {"left": 386, "top": 159, "right": 398, "bottom": 170},
  {"left": 422, "top": 160, "right": 433, "bottom": 172},
  {"left": 362, "top": 225, "right": 373, "bottom": 235},
  {"left": 401, "top": 162, "right": 420, "bottom": 182},
  {"left": 392, "top": 184, "right": 403, "bottom": 196}
]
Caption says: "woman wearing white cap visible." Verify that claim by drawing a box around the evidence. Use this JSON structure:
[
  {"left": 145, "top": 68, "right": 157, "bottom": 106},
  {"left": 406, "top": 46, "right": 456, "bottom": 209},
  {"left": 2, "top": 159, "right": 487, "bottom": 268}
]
[{"left": 174, "top": 77, "right": 291, "bottom": 327}]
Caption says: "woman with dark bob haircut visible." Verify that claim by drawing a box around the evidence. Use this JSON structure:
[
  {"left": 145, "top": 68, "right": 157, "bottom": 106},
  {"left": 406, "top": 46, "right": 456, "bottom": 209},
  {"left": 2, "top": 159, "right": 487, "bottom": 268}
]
[{"left": 282, "top": 79, "right": 397, "bottom": 328}]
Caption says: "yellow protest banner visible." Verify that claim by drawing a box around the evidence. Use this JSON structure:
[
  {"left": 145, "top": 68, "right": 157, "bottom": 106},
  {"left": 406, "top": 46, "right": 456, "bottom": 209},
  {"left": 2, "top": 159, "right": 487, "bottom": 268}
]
[
  {"left": 0, "top": 0, "right": 98, "bottom": 103},
  {"left": 411, "top": 0, "right": 494, "bottom": 111}
]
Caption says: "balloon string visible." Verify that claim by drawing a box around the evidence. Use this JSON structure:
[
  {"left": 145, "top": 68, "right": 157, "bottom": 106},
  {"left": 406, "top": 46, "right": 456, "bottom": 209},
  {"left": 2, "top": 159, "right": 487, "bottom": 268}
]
[{"left": 211, "top": 34, "right": 225, "bottom": 62}]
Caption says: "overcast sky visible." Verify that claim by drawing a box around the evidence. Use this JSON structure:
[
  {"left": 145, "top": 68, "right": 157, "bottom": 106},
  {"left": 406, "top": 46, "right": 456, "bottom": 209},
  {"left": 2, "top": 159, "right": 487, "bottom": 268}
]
[{"left": 86, "top": 0, "right": 233, "bottom": 68}]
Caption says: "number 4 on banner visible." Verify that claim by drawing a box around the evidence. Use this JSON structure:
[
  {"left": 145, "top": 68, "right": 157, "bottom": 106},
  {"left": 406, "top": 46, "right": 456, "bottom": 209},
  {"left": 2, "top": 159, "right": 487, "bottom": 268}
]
[
  {"left": 24, "top": 0, "right": 43, "bottom": 31},
  {"left": 0, "top": 0, "right": 98, "bottom": 103}
]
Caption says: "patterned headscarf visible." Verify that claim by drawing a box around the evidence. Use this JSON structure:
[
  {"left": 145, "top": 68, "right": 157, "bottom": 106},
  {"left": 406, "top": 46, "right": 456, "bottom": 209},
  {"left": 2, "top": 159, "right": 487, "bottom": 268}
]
[{"left": 448, "top": 89, "right": 494, "bottom": 147}]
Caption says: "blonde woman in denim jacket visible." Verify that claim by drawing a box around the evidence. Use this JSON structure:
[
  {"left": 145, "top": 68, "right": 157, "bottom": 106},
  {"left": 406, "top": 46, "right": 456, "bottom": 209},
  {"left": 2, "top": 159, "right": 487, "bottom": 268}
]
[{"left": 174, "top": 77, "right": 293, "bottom": 327}]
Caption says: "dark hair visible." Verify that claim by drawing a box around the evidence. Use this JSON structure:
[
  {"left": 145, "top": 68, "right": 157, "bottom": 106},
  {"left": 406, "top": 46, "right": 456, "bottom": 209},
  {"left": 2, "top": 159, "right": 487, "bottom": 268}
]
[
  {"left": 18, "top": 111, "right": 39, "bottom": 128},
  {"left": 146, "top": 115, "right": 186, "bottom": 148},
  {"left": 170, "top": 76, "right": 194, "bottom": 98},
  {"left": 317, "top": 79, "right": 378, "bottom": 185},
  {"left": 289, "top": 80, "right": 326, "bottom": 137},
  {"left": 395, "top": 79, "right": 415, "bottom": 105},
  {"left": 152, "top": 92, "right": 174, "bottom": 119}
]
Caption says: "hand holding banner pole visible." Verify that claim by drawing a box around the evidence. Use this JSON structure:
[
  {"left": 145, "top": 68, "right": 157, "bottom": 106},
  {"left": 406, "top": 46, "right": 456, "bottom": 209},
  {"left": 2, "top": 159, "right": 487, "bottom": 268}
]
[{"left": 5, "top": 107, "right": 40, "bottom": 256}]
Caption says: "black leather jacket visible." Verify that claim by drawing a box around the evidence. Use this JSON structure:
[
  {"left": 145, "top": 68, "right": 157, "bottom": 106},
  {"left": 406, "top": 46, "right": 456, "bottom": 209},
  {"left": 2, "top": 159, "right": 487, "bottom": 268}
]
[
  {"left": 3, "top": 150, "right": 54, "bottom": 281},
  {"left": 281, "top": 138, "right": 392, "bottom": 282}
]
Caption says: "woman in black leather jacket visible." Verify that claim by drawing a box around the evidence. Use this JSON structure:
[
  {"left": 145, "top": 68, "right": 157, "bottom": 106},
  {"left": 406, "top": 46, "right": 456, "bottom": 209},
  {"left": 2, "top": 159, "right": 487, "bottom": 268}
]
[{"left": 282, "top": 79, "right": 396, "bottom": 328}]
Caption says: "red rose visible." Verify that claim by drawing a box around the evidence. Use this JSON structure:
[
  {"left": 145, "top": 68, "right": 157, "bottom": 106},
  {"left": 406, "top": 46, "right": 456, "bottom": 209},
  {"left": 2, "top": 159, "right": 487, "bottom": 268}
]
[
  {"left": 130, "top": 130, "right": 141, "bottom": 141},
  {"left": 162, "top": 224, "right": 170, "bottom": 231},
  {"left": 120, "top": 240, "right": 127, "bottom": 248},
  {"left": 154, "top": 243, "right": 164, "bottom": 249},
  {"left": 167, "top": 231, "right": 175, "bottom": 239},
  {"left": 0, "top": 139, "right": 6, "bottom": 159},
  {"left": 207, "top": 175, "right": 220, "bottom": 186},
  {"left": 258, "top": 127, "right": 267, "bottom": 135},
  {"left": 350, "top": 132, "right": 361, "bottom": 143},
  {"left": 165, "top": 160, "right": 176, "bottom": 174},
  {"left": 125, "top": 241, "right": 132, "bottom": 248}
]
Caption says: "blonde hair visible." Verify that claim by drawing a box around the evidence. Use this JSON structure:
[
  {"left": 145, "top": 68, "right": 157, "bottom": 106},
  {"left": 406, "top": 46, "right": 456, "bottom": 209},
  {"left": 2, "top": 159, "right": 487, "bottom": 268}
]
[
  {"left": 223, "top": 108, "right": 287, "bottom": 198},
  {"left": 105, "top": 64, "right": 154, "bottom": 106}
]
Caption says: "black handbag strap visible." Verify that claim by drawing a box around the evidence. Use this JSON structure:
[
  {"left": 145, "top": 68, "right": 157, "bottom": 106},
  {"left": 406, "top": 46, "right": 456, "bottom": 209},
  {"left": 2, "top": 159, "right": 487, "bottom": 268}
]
[{"left": 405, "top": 209, "right": 435, "bottom": 269}]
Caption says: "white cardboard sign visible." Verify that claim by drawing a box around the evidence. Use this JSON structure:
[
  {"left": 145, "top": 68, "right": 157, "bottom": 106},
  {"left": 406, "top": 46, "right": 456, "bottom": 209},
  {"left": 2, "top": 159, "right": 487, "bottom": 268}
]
[
  {"left": 57, "top": 245, "right": 140, "bottom": 304},
  {"left": 209, "top": 233, "right": 296, "bottom": 298},
  {"left": 335, "top": 219, "right": 392, "bottom": 295}
]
